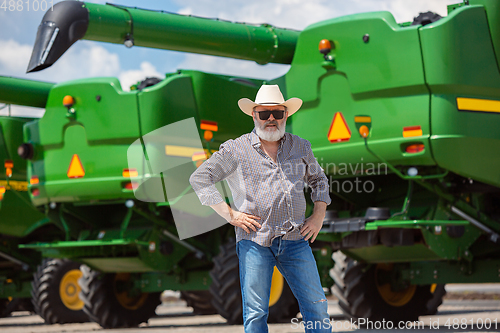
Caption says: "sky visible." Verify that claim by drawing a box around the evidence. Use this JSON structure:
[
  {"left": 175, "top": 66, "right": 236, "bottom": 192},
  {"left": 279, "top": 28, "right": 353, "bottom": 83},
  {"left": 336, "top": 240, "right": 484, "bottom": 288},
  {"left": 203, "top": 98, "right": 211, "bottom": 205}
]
[{"left": 0, "top": 0, "right": 458, "bottom": 116}]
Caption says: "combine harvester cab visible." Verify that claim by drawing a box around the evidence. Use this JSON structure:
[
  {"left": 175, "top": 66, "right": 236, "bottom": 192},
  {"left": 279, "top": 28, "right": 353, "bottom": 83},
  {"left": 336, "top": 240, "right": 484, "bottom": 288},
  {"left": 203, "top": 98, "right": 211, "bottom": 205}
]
[
  {"left": 0, "top": 77, "right": 88, "bottom": 324},
  {"left": 23, "top": 0, "right": 500, "bottom": 326},
  {"left": 21, "top": 1, "right": 302, "bottom": 327}
]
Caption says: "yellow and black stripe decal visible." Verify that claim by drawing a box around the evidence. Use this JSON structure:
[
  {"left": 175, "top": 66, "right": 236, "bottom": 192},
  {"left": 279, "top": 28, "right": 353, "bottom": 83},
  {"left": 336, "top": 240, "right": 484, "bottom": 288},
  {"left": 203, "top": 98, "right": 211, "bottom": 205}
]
[{"left": 0, "top": 180, "right": 28, "bottom": 191}]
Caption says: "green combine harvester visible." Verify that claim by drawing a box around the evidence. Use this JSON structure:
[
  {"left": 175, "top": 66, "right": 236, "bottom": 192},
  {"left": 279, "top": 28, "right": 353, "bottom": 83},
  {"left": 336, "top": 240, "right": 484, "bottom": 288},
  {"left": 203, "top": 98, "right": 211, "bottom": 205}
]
[
  {"left": 0, "top": 77, "right": 88, "bottom": 324},
  {"left": 13, "top": 0, "right": 500, "bottom": 327}
]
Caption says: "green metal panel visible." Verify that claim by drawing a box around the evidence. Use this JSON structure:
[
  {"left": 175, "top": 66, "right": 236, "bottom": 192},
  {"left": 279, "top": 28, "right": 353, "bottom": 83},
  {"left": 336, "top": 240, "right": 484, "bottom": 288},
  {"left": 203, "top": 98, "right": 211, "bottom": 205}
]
[
  {"left": 344, "top": 244, "right": 441, "bottom": 263},
  {"left": 421, "top": 6, "right": 500, "bottom": 94},
  {"left": 28, "top": 124, "right": 137, "bottom": 205},
  {"left": 135, "top": 271, "right": 211, "bottom": 293},
  {"left": 188, "top": 71, "right": 259, "bottom": 144},
  {"left": 27, "top": 72, "right": 260, "bottom": 205},
  {"left": 470, "top": 0, "right": 500, "bottom": 70},
  {"left": 421, "top": 224, "right": 482, "bottom": 260},
  {"left": 405, "top": 260, "right": 500, "bottom": 284},
  {"left": 137, "top": 74, "right": 198, "bottom": 137},
  {"left": 38, "top": 77, "right": 138, "bottom": 145},
  {"left": 0, "top": 76, "right": 53, "bottom": 108},
  {"left": 83, "top": 2, "right": 298, "bottom": 65},
  {"left": 0, "top": 117, "right": 31, "bottom": 179},
  {"left": 26, "top": 78, "right": 139, "bottom": 205},
  {"left": 0, "top": 117, "right": 51, "bottom": 237},
  {"left": 0, "top": 191, "right": 49, "bottom": 238},
  {"left": 22, "top": 226, "right": 192, "bottom": 273},
  {"left": 420, "top": 6, "right": 500, "bottom": 188},
  {"left": 82, "top": 257, "right": 156, "bottom": 273},
  {"left": 364, "top": 220, "right": 469, "bottom": 230},
  {"left": 286, "top": 11, "right": 434, "bottom": 177}
]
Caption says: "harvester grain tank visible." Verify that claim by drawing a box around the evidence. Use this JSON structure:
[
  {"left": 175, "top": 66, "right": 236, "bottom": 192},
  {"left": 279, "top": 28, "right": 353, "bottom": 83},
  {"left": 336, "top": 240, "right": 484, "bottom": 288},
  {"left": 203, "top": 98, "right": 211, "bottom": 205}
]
[
  {"left": 0, "top": 76, "right": 88, "bottom": 323},
  {"left": 21, "top": 0, "right": 500, "bottom": 326}
]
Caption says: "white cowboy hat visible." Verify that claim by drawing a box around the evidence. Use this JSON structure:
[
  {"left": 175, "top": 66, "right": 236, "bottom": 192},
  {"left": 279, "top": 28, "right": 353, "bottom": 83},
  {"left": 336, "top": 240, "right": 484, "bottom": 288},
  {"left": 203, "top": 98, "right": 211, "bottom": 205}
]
[{"left": 238, "top": 85, "right": 303, "bottom": 116}]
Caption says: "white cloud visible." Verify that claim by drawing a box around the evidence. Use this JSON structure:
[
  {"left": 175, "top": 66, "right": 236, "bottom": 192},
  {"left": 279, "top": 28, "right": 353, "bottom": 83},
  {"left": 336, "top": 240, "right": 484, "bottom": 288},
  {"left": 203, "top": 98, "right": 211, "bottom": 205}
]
[
  {"left": 386, "top": 0, "right": 453, "bottom": 22},
  {"left": 0, "top": 39, "right": 162, "bottom": 106},
  {"left": 32, "top": 43, "right": 121, "bottom": 82},
  {"left": 118, "top": 61, "right": 164, "bottom": 91},
  {"left": 176, "top": 0, "right": 455, "bottom": 30},
  {"left": 0, "top": 105, "right": 44, "bottom": 118},
  {"left": 0, "top": 39, "right": 162, "bottom": 92},
  {"left": 0, "top": 40, "right": 32, "bottom": 73},
  {"left": 177, "top": 54, "right": 289, "bottom": 81},
  {"left": 0, "top": 40, "right": 121, "bottom": 82},
  {"left": 86, "top": 46, "right": 121, "bottom": 77}
]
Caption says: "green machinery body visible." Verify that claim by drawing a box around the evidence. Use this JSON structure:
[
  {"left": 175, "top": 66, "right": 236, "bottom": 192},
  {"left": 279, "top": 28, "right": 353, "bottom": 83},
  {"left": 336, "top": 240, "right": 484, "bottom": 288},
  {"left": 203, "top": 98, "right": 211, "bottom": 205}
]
[
  {"left": 286, "top": 0, "right": 500, "bottom": 286},
  {"left": 19, "top": 72, "right": 261, "bottom": 290},
  {"left": 11, "top": 0, "right": 500, "bottom": 309},
  {"left": 0, "top": 112, "right": 59, "bottom": 300},
  {"left": 289, "top": 1, "right": 500, "bottom": 186}
]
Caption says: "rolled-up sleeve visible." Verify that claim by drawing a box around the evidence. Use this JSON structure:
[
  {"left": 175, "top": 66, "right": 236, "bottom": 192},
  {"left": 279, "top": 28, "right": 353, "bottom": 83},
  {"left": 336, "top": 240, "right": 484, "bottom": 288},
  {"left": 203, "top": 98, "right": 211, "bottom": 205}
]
[
  {"left": 303, "top": 141, "right": 331, "bottom": 205},
  {"left": 189, "top": 141, "right": 238, "bottom": 206}
]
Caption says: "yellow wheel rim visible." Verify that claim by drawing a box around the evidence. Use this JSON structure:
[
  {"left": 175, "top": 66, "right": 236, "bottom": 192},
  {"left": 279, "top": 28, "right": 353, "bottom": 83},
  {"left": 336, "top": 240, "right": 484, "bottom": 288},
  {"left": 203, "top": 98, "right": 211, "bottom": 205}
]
[
  {"left": 59, "top": 269, "right": 84, "bottom": 311},
  {"left": 269, "top": 267, "right": 284, "bottom": 307},
  {"left": 114, "top": 273, "right": 148, "bottom": 310},
  {"left": 375, "top": 263, "right": 416, "bottom": 307}
]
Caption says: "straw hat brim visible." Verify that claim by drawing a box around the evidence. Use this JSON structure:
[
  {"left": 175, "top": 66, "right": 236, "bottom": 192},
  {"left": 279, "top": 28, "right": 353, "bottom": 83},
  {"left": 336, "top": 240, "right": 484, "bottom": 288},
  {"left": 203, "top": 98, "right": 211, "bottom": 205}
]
[{"left": 238, "top": 97, "right": 303, "bottom": 117}]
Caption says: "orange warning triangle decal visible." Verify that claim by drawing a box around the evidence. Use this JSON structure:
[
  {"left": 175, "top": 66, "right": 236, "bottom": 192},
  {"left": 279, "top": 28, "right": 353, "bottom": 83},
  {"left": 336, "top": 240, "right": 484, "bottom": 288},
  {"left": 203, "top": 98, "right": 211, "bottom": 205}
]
[
  {"left": 327, "top": 112, "right": 351, "bottom": 143},
  {"left": 67, "top": 154, "right": 85, "bottom": 178}
]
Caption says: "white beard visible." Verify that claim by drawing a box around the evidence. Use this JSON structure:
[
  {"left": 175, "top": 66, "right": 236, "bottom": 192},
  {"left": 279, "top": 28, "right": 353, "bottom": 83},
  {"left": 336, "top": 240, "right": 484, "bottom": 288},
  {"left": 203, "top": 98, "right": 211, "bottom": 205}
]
[{"left": 254, "top": 118, "right": 286, "bottom": 142}]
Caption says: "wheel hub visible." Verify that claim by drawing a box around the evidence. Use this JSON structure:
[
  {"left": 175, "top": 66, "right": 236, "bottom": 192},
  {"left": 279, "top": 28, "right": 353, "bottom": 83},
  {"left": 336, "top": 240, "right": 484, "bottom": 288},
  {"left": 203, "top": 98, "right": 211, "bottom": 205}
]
[
  {"left": 375, "top": 263, "right": 416, "bottom": 307},
  {"left": 59, "top": 269, "right": 84, "bottom": 310},
  {"left": 269, "top": 266, "right": 284, "bottom": 307}
]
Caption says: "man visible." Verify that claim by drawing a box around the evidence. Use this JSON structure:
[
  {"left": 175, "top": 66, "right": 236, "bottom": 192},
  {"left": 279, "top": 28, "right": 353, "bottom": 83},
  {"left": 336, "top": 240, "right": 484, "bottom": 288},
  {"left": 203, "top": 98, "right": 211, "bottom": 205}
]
[{"left": 190, "top": 85, "right": 331, "bottom": 332}]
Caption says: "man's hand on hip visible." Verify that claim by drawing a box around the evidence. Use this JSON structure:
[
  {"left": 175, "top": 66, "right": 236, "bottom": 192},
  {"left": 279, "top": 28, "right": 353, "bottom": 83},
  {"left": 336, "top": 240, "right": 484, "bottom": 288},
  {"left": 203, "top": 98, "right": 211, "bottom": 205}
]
[
  {"left": 229, "top": 211, "right": 262, "bottom": 234},
  {"left": 300, "top": 201, "right": 327, "bottom": 243},
  {"left": 210, "top": 202, "right": 261, "bottom": 234}
]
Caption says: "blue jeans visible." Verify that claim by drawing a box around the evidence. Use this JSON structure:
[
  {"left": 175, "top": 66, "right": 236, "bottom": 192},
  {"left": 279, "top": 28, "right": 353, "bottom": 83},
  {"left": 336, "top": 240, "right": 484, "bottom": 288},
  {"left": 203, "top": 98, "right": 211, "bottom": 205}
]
[{"left": 236, "top": 237, "right": 331, "bottom": 333}]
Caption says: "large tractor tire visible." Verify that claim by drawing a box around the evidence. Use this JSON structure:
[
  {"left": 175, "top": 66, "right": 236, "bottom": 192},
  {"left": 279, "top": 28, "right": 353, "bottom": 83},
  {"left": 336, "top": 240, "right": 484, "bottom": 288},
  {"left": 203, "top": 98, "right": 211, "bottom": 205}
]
[
  {"left": 209, "top": 241, "right": 299, "bottom": 324},
  {"left": 78, "top": 265, "right": 161, "bottom": 328},
  {"left": 31, "top": 258, "right": 88, "bottom": 324},
  {"left": 180, "top": 290, "right": 218, "bottom": 315},
  {"left": 331, "top": 252, "right": 433, "bottom": 323}
]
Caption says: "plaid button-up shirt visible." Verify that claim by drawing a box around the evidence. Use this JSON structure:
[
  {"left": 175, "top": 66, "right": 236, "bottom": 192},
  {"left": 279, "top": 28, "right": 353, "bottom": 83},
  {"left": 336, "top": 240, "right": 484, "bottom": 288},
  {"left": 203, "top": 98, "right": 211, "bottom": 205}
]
[{"left": 190, "top": 129, "right": 331, "bottom": 247}]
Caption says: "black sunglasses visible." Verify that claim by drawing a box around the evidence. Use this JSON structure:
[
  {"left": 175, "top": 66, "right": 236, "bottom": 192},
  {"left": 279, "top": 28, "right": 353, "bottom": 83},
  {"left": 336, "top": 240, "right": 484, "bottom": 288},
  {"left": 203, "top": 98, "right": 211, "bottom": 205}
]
[{"left": 255, "top": 110, "right": 285, "bottom": 120}]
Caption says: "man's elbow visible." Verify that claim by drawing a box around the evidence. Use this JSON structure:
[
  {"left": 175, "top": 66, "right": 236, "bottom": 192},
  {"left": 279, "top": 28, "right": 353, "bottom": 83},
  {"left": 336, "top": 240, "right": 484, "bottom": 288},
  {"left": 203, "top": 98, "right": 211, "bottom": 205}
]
[{"left": 189, "top": 171, "right": 198, "bottom": 188}]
